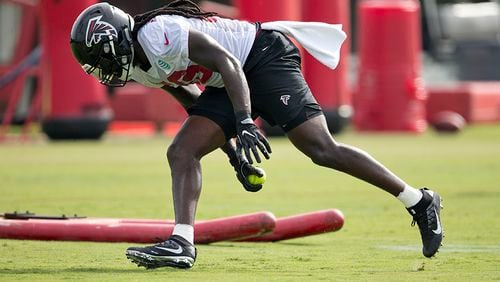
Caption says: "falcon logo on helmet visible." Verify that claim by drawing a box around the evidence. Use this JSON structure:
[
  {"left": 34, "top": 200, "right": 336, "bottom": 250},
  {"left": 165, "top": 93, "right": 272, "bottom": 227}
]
[{"left": 85, "top": 15, "right": 118, "bottom": 47}]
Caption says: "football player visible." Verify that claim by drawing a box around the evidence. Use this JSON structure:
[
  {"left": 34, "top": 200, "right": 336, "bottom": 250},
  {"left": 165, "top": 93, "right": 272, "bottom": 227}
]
[{"left": 70, "top": 0, "right": 443, "bottom": 269}]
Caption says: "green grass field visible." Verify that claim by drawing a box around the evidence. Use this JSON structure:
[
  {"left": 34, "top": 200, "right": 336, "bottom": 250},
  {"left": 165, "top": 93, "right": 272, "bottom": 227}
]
[{"left": 1, "top": 125, "right": 499, "bottom": 281}]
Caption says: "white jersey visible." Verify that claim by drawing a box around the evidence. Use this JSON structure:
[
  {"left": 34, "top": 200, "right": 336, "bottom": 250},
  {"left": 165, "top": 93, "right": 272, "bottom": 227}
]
[{"left": 130, "top": 15, "right": 256, "bottom": 88}]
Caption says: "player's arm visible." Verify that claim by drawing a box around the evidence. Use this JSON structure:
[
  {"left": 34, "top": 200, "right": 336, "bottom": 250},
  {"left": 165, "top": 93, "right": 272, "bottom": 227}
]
[
  {"left": 160, "top": 84, "right": 264, "bottom": 192},
  {"left": 187, "top": 30, "right": 250, "bottom": 119},
  {"left": 187, "top": 29, "right": 271, "bottom": 164}
]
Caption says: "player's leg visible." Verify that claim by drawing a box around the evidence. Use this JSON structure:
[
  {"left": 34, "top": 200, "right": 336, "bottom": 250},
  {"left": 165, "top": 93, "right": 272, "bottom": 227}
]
[
  {"left": 126, "top": 115, "right": 227, "bottom": 269},
  {"left": 287, "top": 115, "right": 408, "bottom": 196},
  {"left": 286, "top": 115, "right": 443, "bottom": 257},
  {"left": 168, "top": 116, "right": 227, "bottom": 225}
]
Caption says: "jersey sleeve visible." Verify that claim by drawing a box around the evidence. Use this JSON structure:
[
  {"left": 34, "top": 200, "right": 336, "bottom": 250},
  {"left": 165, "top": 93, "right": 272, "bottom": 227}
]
[{"left": 137, "top": 16, "right": 191, "bottom": 78}]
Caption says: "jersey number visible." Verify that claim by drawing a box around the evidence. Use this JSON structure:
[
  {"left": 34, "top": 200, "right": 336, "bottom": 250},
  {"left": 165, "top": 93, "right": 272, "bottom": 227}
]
[{"left": 167, "top": 65, "right": 213, "bottom": 86}]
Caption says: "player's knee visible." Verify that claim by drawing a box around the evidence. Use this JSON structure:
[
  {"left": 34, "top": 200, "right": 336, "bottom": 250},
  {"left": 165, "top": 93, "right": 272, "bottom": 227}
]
[
  {"left": 167, "top": 143, "right": 195, "bottom": 167},
  {"left": 309, "top": 144, "right": 343, "bottom": 170}
]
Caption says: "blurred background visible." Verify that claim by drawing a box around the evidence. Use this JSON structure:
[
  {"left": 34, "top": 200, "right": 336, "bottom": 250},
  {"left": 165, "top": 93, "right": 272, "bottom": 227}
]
[{"left": 1, "top": 0, "right": 500, "bottom": 142}]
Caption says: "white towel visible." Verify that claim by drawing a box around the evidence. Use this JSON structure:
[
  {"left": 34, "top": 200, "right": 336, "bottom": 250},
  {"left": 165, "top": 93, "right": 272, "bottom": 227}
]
[{"left": 261, "top": 21, "right": 347, "bottom": 69}]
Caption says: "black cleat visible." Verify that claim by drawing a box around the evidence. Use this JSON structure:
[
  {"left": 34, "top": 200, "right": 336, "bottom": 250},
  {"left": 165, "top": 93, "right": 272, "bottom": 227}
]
[
  {"left": 407, "top": 188, "right": 443, "bottom": 258},
  {"left": 126, "top": 235, "right": 197, "bottom": 269}
]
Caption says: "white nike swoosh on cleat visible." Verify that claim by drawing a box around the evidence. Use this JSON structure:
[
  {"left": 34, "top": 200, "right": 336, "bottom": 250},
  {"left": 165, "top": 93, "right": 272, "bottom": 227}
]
[
  {"left": 154, "top": 245, "right": 183, "bottom": 254},
  {"left": 432, "top": 207, "right": 442, "bottom": 234}
]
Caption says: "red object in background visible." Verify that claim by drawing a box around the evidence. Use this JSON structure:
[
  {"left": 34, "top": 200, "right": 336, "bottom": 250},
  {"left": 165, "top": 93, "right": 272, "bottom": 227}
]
[
  {"left": 0, "top": 2, "right": 38, "bottom": 113},
  {"left": 427, "top": 82, "right": 500, "bottom": 123},
  {"left": 234, "top": 0, "right": 301, "bottom": 22},
  {"left": 39, "top": 0, "right": 111, "bottom": 139},
  {"left": 109, "top": 83, "right": 187, "bottom": 128},
  {"left": 0, "top": 2, "right": 39, "bottom": 141},
  {"left": 0, "top": 212, "right": 276, "bottom": 244},
  {"left": 355, "top": 0, "right": 427, "bottom": 133},
  {"left": 241, "top": 209, "right": 344, "bottom": 242},
  {"left": 302, "top": 0, "right": 351, "bottom": 132}
]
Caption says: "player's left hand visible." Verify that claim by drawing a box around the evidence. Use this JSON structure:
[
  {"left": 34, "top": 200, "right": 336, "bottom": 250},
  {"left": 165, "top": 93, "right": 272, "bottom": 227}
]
[
  {"left": 234, "top": 159, "right": 264, "bottom": 192},
  {"left": 235, "top": 114, "right": 271, "bottom": 164}
]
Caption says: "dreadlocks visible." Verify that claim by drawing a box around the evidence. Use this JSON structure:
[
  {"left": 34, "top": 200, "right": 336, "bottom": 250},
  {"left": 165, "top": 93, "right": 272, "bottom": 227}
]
[{"left": 132, "top": 0, "right": 218, "bottom": 39}]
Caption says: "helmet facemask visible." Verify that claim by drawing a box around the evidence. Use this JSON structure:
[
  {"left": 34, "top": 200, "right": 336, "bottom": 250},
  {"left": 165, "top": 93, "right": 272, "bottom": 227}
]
[{"left": 83, "top": 30, "right": 134, "bottom": 87}]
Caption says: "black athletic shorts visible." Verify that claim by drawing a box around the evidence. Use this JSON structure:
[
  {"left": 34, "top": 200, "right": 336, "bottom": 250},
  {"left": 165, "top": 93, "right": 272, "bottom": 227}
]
[{"left": 187, "top": 28, "right": 323, "bottom": 140}]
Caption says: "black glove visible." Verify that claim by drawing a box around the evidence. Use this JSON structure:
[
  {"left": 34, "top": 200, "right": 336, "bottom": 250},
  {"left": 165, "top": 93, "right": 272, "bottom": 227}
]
[
  {"left": 235, "top": 112, "right": 272, "bottom": 164},
  {"left": 230, "top": 157, "right": 265, "bottom": 192}
]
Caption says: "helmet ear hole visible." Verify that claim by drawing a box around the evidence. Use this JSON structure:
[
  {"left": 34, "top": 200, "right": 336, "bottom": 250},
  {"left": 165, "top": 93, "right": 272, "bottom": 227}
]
[{"left": 124, "top": 27, "right": 132, "bottom": 42}]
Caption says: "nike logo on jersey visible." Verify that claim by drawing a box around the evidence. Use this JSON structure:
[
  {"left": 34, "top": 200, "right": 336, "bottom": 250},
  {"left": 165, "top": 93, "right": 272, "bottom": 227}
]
[
  {"left": 280, "top": 95, "right": 291, "bottom": 106},
  {"left": 432, "top": 207, "right": 442, "bottom": 234},
  {"left": 164, "top": 32, "right": 170, "bottom": 46},
  {"left": 241, "top": 130, "right": 255, "bottom": 138},
  {"left": 154, "top": 245, "right": 183, "bottom": 254}
]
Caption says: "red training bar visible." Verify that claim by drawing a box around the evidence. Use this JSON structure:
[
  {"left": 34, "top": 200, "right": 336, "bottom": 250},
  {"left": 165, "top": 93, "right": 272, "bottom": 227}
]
[
  {"left": 0, "top": 212, "right": 276, "bottom": 244},
  {"left": 240, "top": 209, "right": 344, "bottom": 242}
]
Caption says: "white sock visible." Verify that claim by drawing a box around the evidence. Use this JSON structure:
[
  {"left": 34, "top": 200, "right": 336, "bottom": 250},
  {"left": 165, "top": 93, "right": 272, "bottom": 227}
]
[
  {"left": 397, "top": 185, "right": 423, "bottom": 208},
  {"left": 172, "top": 224, "right": 194, "bottom": 245}
]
